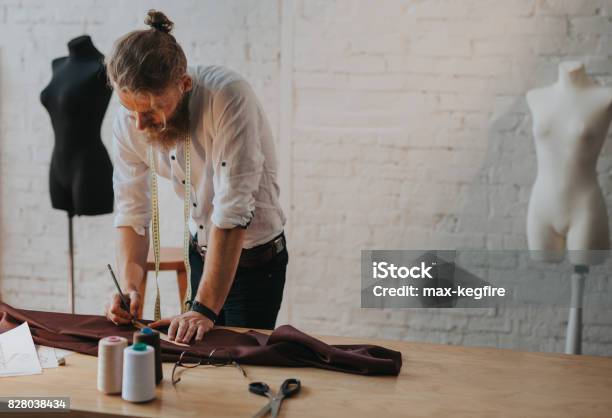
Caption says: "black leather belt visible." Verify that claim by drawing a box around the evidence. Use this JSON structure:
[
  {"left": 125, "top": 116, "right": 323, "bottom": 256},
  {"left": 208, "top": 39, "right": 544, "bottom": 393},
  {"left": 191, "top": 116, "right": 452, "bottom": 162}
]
[{"left": 190, "top": 232, "right": 286, "bottom": 268}]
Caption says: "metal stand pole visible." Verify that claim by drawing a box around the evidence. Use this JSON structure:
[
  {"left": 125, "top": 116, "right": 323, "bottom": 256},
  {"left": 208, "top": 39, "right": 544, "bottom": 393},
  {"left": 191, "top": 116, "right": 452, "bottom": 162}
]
[
  {"left": 565, "top": 265, "right": 587, "bottom": 355},
  {"left": 68, "top": 214, "right": 75, "bottom": 314}
]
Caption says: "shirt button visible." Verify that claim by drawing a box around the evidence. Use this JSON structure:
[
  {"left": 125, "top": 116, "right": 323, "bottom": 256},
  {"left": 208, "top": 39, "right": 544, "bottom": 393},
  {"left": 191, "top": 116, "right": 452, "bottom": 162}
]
[
  {"left": 171, "top": 155, "right": 176, "bottom": 160},
  {"left": 182, "top": 180, "right": 185, "bottom": 184},
  {"left": 199, "top": 225, "right": 204, "bottom": 230},
  {"left": 193, "top": 203, "right": 197, "bottom": 207}
]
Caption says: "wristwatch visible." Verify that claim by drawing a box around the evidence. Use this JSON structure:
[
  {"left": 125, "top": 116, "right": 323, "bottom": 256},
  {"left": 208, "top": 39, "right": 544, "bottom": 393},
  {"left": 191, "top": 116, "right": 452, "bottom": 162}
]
[{"left": 190, "top": 300, "right": 218, "bottom": 324}]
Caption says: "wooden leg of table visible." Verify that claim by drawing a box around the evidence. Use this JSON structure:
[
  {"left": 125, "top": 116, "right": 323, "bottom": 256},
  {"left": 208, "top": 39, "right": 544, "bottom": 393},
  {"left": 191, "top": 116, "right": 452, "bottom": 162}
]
[
  {"left": 138, "top": 272, "right": 147, "bottom": 319},
  {"left": 177, "top": 270, "right": 187, "bottom": 307}
]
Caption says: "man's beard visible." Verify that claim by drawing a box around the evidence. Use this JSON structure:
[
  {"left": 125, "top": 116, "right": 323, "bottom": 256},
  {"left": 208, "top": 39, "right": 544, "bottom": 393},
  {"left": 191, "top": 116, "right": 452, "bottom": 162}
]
[{"left": 144, "top": 91, "right": 191, "bottom": 152}]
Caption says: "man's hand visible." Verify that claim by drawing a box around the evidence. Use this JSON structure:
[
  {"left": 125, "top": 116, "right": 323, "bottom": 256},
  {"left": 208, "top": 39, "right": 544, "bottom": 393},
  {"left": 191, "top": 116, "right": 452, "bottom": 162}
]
[
  {"left": 105, "top": 290, "right": 141, "bottom": 325},
  {"left": 149, "top": 311, "right": 214, "bottom": 344}
]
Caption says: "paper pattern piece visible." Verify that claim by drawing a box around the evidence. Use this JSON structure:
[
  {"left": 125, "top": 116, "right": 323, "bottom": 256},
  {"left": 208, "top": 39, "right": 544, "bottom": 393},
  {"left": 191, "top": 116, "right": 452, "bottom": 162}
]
[
  {"left": 36, "top": 345, "right": 74, "bottom": 368},
  {"left": 0, "top": 322, "right": 42, "bottom": 377}
]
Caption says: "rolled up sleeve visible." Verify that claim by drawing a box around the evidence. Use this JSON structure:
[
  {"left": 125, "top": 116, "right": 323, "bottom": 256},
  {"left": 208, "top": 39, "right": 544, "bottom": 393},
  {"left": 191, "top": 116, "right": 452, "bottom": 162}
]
[
  {"left": 111, "top": 111, "right": 151, "bottom": 236},
  {"left": 210, "top": 80, "right": 264, "bottom": 229}
]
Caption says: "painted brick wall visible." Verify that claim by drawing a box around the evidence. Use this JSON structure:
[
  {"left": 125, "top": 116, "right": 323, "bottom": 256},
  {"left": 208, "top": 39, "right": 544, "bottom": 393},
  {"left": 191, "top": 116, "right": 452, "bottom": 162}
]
[
  {"left": 0, "top": 0, "right": 281, "bottom": 319},
  {"left": 1, "top": 0, "right": 612, "bottom": 355}
]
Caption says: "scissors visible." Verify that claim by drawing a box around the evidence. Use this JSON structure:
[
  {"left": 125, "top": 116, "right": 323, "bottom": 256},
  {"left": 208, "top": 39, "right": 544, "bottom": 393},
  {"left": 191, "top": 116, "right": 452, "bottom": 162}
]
[{"left": 249, "top": 378, "right": 301, "bottom": 418}]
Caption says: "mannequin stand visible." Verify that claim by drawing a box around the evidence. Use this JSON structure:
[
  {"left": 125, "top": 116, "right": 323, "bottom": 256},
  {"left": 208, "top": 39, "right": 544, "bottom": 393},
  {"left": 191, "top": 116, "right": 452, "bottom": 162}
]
[
  {"left": 67, "top": 214, "right": 74, "bottom": 314},
  {"left": 565, "top": 265, "right": 587, "bottom": 355}
]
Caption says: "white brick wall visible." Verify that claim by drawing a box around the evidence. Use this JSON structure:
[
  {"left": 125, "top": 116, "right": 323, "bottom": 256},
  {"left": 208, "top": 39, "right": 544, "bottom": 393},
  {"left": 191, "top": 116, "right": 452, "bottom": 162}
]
[
  {"left": 1, "top": 0, "right": 612, "bottom": 355},
  {"left": 0, "top": 0, "right": 281, "bottom": 318}
]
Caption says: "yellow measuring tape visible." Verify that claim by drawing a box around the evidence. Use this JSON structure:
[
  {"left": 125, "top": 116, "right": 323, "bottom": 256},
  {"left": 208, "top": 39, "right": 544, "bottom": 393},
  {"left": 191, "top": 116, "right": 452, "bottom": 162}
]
[{"left": 148, "top": 137, "right": 193, "bottom": 321}]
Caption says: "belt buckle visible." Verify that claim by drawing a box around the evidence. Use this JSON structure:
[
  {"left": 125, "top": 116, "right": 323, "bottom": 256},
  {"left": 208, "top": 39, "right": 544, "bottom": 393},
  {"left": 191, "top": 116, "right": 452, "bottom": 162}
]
[
  {"left": 191, "top": 237, "right": 207, "bottom": 258},
  {"left": 197, "top": 245, "right": 207, "bottom": 258},
  {"left": 272, "top": 236, "right": 284, "bottom": 254}
]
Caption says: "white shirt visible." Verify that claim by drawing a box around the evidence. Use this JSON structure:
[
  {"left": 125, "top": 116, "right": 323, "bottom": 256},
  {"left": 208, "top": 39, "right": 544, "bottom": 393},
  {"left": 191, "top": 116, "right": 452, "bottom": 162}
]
[{"left": 111, "top": 65, "right": 286, "bottom": 249}]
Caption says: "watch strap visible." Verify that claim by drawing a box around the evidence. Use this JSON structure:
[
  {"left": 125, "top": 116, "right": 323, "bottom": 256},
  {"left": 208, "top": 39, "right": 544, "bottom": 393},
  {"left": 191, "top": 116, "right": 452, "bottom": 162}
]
[{"left": 190, "top": 301, "right": 218, "bottom": 324}]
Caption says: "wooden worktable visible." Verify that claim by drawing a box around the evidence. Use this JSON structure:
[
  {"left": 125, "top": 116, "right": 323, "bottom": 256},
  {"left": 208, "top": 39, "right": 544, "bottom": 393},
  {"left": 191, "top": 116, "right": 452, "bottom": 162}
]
[{"left": 0, "top": 330, "right": 610, "bottom": 417}]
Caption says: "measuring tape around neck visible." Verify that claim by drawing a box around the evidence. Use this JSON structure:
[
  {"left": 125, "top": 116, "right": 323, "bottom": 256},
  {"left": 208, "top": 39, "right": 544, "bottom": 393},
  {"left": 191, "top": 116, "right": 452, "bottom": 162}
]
[{"left": 148, "top": 138, "right": 193, "bottom": 321}]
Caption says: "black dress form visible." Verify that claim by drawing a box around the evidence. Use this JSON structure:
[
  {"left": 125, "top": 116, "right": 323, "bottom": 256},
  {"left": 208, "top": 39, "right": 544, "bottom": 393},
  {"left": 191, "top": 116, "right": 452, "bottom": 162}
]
[
  {"left": 40, "top": 35, "right": 114, "bottom": 216},
  {"left": 40, "top": 35, "right": 114, "bottom": 313}
]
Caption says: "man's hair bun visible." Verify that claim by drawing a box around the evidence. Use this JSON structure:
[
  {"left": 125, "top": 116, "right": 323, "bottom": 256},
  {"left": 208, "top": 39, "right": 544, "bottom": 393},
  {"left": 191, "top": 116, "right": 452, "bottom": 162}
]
[{"left": 144, "top": 10, "right": 174, "bottom": 34}]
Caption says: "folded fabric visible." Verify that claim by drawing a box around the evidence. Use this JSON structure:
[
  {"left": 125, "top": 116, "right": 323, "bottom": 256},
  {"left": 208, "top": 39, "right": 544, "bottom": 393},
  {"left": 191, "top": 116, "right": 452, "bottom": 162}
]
[{"left": 0, "top": 302, "right": 402, "bottom": 376}]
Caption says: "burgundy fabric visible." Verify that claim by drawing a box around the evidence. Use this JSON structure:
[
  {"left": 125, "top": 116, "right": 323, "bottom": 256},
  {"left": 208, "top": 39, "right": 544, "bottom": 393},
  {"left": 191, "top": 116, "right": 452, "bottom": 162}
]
[{"left": 0, "top": 303, "right": 402, "bottom": 376}]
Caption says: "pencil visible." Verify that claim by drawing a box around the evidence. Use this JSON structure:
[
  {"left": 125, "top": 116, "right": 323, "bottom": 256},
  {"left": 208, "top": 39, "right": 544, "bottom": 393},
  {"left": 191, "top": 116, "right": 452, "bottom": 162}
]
[{"left": 107, "top": 264, "right": 131, "bottom": 317}]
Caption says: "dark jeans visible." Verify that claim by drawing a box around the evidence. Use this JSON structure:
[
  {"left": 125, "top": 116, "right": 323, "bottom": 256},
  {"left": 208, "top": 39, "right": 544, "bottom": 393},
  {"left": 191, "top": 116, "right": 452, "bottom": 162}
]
[{"left": 189, "top": 234, "right": 288, "bottom": 330}]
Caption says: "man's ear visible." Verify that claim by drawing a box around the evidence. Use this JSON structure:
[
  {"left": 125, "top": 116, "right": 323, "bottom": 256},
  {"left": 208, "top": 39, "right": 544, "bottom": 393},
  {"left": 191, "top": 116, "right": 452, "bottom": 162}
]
[{"left": 181, "top": 74, "right": 193, "bottom": 93}]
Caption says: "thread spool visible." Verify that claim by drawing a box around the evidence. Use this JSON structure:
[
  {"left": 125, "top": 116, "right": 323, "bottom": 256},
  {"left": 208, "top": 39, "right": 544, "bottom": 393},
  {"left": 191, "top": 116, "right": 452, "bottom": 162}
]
[
  {"left": 133, "top": 327, "right": 163, "bottom": 384},
  {"left": 97, "top": 336, "right": 128, "bottom": 394},
  {"left": 122, "top": 342, "right": 156, "bottom": 403}
]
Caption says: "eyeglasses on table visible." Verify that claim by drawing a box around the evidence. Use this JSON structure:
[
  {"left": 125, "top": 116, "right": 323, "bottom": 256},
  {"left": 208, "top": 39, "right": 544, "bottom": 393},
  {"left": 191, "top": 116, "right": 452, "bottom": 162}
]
[{"left": 171, "top": 348, "right": 248, "bottom": 385}]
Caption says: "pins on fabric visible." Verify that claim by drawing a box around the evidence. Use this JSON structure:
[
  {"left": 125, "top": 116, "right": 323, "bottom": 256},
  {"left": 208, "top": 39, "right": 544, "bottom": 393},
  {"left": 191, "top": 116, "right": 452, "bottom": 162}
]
[
  {"left": 133, "top": 327, "right": 163, "bottom": 384},
  {"left": 121, "top": 342, "right": 156, "bottom": 403},
  {"left": 97, "top": 336, "right": 128, "bottom": 394}
]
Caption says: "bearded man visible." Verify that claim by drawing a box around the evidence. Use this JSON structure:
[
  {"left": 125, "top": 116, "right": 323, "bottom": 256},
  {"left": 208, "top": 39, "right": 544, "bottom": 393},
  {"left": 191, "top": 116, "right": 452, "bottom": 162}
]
[{"left": 104, "top": 10, "right": 287, "bottom": 344}]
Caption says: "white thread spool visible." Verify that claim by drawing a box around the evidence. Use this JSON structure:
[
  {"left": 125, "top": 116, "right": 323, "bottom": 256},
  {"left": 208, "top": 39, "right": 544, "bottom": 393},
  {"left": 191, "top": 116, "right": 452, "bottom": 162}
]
[
  {"left": 97, "top": 336, "right": 128, "bottom": 394},
  {"left": 121, "top": 342, "right": 156, "bottom": 403}
]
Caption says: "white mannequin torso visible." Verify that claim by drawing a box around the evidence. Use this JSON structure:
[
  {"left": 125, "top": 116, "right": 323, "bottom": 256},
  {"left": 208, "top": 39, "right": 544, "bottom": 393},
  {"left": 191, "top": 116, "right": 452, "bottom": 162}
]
[{"left": 526, "top": 61, "right": 612, "bottom": 265}]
